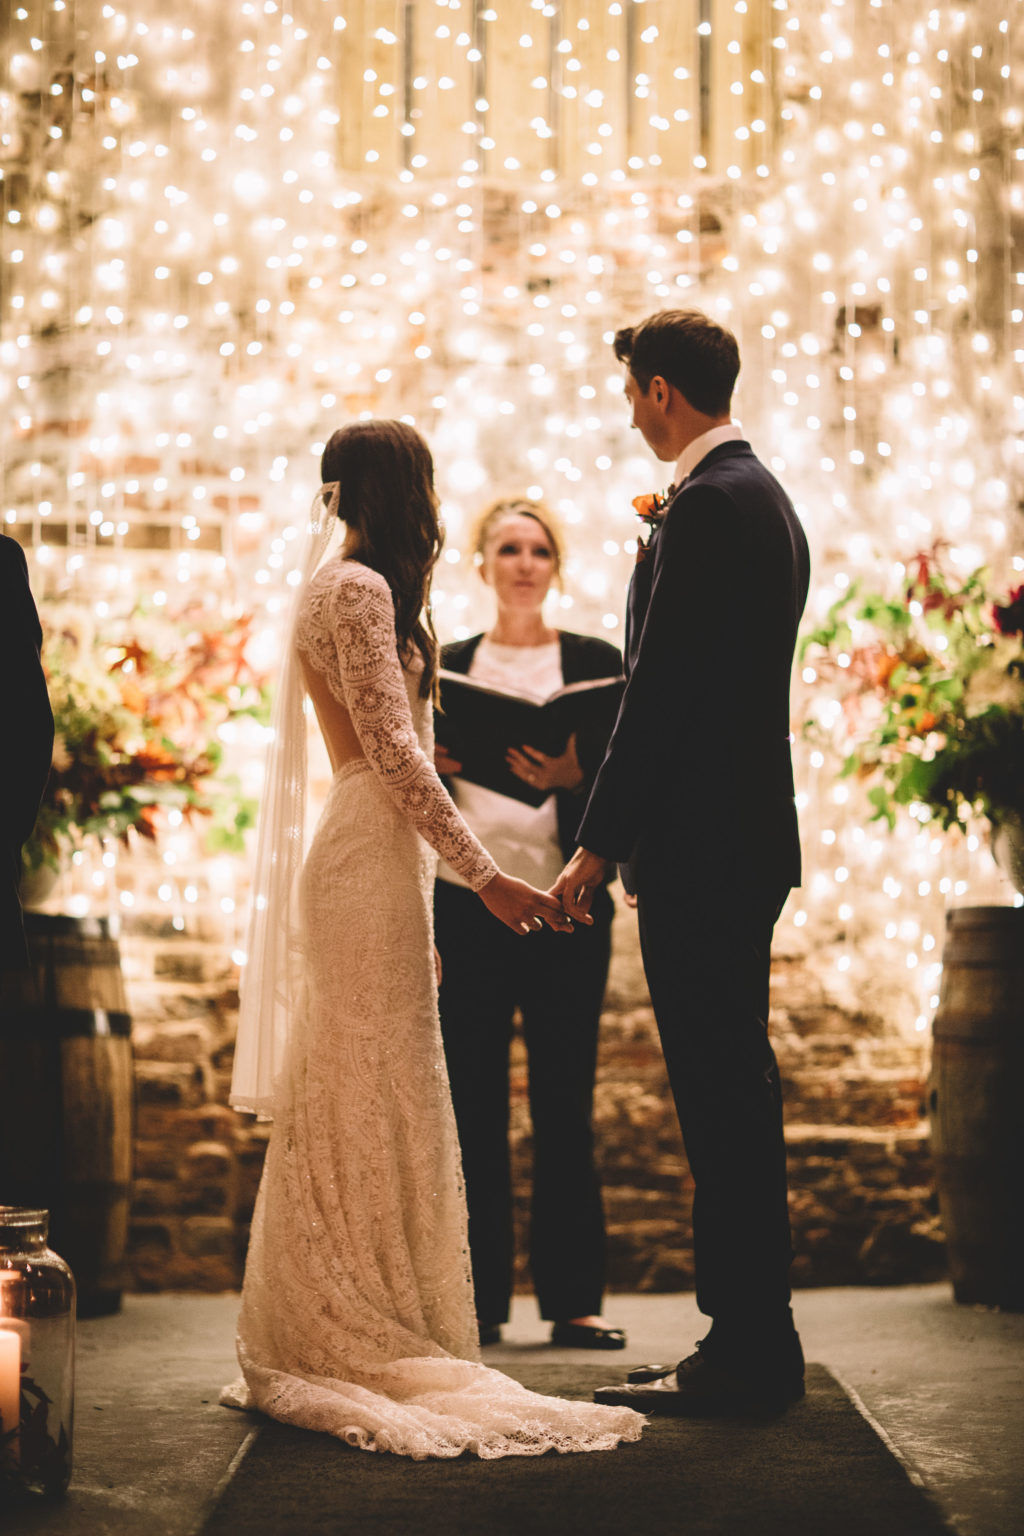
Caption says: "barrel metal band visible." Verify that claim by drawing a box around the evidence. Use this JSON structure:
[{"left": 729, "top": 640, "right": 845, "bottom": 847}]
[{"left": 0, "top": 1008, "right": 132, "bottom": 1038}]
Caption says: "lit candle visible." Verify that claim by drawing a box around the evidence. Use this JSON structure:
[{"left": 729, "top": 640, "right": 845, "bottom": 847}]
[{"left": 0, "top": 1328, "right": 20, "bottom": 1466}]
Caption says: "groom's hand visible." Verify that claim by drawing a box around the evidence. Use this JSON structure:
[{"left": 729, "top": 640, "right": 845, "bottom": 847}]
[{"left": 549, "top": 847, "right": 606, "bottom": 922}]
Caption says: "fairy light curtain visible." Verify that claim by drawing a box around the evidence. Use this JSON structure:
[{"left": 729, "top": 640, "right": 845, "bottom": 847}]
[{"left": 1, "top": 0, "right": 1021, "bottom": 1028}]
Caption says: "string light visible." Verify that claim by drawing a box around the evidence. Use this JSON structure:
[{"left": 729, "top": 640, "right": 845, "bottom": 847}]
[{"left": 0, "top": 1, "right": 1021, "bottom": 1019}]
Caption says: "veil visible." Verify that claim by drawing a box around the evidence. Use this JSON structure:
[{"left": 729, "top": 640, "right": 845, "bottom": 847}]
[{"left": 229, "top": 482, "right": 340, "bottom": 1117}]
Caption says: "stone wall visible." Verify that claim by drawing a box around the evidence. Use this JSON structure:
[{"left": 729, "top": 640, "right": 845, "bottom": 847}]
[{"left": 120, "top": 890, "right": 946, "bottom": 1296}]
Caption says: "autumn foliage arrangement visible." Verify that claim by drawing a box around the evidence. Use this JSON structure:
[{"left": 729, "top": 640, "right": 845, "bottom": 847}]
[
  {"left": 798, "top": 543, "right": 1024, "bottom": 835},
  {"left": 25, "top": 605, "right": 270, "bottom": 875},
  {"left": 632, "top": 487, "right": 672, "bottom": 563}
]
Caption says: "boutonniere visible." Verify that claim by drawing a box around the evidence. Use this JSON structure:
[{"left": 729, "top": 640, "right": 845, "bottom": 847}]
[{"left": 632, "top": 487, "right": 673, "bottom": 564}]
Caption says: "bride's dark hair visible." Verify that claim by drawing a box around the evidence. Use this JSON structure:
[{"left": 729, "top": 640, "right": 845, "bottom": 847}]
[{"left": 320, "top": 419, "right": 443, "bottom": 700}]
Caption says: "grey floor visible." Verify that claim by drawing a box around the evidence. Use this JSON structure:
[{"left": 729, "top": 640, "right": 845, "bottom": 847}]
[{"left": 5, "top": 1287, "right": 1023, "bottom": 1536}]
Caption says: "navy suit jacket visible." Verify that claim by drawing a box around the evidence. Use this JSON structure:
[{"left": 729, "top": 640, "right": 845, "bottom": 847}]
[
  {"left": 2, "top": 534, "right": 54, "bottom": 967},
  {"left": 576, "top": 441, "right": 810, "bottom": 892}
]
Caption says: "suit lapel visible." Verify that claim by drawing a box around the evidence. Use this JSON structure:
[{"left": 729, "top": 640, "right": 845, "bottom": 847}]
[{"left": 622, "top": 445, "right": 752, "bottom": 675}]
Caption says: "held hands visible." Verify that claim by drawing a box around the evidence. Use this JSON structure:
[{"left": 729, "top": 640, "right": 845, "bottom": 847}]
[
  {"left": 506, "top": 732, "right": 584, "bottom": 794},
  {"left": 549, "top": 846, "right": 607, "bottom": 922},
  {"left": 478, "top": 871, "right": 577, "bottom": 936}
]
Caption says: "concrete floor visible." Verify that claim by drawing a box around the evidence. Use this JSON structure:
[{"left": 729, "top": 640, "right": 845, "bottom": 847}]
[{"left": 3, "top": 1286, "right": 1022, "bottom": 1536}]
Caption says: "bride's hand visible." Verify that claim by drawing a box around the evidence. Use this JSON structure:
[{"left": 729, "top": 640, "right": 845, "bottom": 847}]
[{"left": 477, "top": 871, "right": 577, "bottom": 935}]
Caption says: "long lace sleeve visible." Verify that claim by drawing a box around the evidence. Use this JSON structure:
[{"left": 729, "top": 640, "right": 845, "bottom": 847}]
[{"left": 298, "top": 562, "right": 498, "bottom": 890}]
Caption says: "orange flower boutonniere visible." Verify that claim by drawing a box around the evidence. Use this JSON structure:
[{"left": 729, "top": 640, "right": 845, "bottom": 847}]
[{"left": 632, "top": 488, "right": 672, "bottom": 564}]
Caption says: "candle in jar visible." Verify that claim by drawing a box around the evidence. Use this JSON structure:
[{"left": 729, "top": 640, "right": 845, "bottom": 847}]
[{"left": 0, "top": 1327, "right": 20, "bottom": 1464}]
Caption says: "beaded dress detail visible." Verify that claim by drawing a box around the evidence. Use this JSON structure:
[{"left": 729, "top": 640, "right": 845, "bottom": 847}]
[{"left": 222, "top": 558, "right": 643, "bottom": 1459}]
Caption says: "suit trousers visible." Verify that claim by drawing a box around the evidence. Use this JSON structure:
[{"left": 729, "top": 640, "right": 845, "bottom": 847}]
[
  {"left": 434, "top": 878, "right": 613, "bottom": 1324},
  {"left": 636, "top": 869, "right": 797, "bottom": 1365}
]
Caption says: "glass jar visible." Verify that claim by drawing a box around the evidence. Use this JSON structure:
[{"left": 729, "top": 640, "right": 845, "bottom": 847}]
[{"left": 0, "top": 1207, "right": 75, "bottom": 1497}]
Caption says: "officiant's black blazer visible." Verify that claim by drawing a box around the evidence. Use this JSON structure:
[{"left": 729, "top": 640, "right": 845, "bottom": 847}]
[
  {"left": 1, "top": 533, "right": 54, "bottom": 968},
  {"left": 576, "top": 441, "right": 810, "bottom": 891},
  {"left": 441, "top": 631, "right": 623, "bottom": 864}
]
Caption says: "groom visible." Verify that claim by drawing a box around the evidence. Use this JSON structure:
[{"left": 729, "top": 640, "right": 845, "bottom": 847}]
[
  {"left": 553, "top": 309, "right": 810, "bottom": 1414},
  {"left": 1, "top": 532, "right": 53, "bottom": 970}
]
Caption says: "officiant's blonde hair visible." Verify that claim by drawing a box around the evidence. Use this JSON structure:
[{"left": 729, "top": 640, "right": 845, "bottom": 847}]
[{"left": 469, "top": 497, "right": 566, "bottom": 590}]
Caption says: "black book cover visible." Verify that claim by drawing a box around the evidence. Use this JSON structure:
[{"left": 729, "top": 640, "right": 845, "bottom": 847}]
[{"left": 436, "top": 670, "right": 625, "bottom": 806}]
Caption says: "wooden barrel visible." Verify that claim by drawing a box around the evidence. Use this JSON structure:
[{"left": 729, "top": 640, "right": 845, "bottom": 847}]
[
  {"left": 0, "top": 913, "right": 134, "bottom": 1317},
  {"left": 929, "top": 905, "right": 1024, "bottom": 1310}
]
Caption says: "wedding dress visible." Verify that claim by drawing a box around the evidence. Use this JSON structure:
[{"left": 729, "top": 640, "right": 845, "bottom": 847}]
[{"left": 222, "top": 550, "right": 643, "bottom": 1459}]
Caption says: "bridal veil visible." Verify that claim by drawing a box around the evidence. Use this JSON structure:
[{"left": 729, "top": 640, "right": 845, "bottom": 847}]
[{"left": 228, "top": 482, "right": 339, "bottom": 1117}]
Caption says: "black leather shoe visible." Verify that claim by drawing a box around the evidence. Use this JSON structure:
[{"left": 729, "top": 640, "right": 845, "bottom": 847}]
[
  {"left": 593, "top": 1348, "right": 805, "bottom": 1416},
  {"left": 478, "top": 1323, "right": 502, "bottom": 1346},
  {"left": 550, "top": 1321, "right": 627, "bottom": 1350},
  {"left": 626, "top": 1361, "right": 676, "bottom": 1382}
]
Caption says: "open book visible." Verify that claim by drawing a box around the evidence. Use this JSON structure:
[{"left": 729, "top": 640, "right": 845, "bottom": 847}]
[{"left": 436, "top": 670, "right": 625, "bottom": 806}]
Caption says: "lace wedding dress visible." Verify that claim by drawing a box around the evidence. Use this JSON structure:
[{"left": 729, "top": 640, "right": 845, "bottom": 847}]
[{"left": 222, "top": 555, "right": 643, "bottom": 1459}]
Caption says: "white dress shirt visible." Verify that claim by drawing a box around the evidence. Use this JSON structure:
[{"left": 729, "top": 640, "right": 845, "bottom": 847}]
[{"left": 672, "top": 421, "right": 744, "bottom": 490}]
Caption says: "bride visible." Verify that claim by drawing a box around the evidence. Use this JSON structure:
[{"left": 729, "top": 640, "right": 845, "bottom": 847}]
[{"left": 221, "top": 419, "right": 643, "bottom": 1459}]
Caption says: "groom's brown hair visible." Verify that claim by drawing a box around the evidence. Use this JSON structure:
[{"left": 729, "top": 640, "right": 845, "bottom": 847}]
[{"left": 614, "top": 309, "right": 739, "bottom": 417}]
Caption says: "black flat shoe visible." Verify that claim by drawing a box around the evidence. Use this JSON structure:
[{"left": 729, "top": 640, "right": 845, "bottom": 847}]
[
  {"left": 550, "top": 1321, "right": 627, "bottom": 1350},
  {"left": 478, "top": 1323, "right": 502, "bottom": 1346}
]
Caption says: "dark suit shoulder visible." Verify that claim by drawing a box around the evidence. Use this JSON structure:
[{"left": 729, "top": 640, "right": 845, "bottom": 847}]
[
  {"left": 440, "top": 634, "right": 484, "bottom": 673},
  {"left": 558, "top": 630, "right": 622, "bottom": 680},
  {"left": 558, "top": 629, "right": 621, "bottom": 658},
  {"left": 670, "top": 448, "right": 803, "bottom": 553},
  {"left": 0, "top": 533, "right": 43, "bottom": 650},
  {"left": 685, "top": 442, "right": 793, "bottom": 509},
  {"left": 442, "top": 630, "right": 622, "bottom": 680},
  {"left": 0, "top": 532, "right": 31, "bottom": 579}
]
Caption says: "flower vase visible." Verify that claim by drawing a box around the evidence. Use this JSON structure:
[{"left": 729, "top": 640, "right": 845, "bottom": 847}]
[
  {"left": 0, "top": 1207, "right": 75, "bottom": 1498},
  {"left": 991, "top": 811, "right": 1024, "bottom": 896}
]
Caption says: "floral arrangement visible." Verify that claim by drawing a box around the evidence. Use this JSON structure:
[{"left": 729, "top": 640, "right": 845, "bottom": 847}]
[
  {"left": 632, "top": 488, "right": 672, "bottom": 562},
  {"left": 798, "top": 543, "right": 1024, "bottom": 835},
  {"left": 1, "top": 1372, "right": 71, "bottom": 1497},
  {"left": 25, "top": 604, "right": 270, "bottom": 874}
]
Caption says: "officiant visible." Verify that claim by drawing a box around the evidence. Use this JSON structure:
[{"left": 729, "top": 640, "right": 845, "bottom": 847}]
[{"left": 434, "top": 497, "right": 626, "bottom": 1350}]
